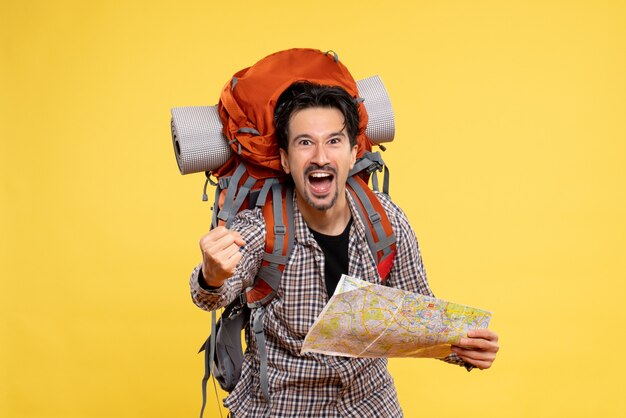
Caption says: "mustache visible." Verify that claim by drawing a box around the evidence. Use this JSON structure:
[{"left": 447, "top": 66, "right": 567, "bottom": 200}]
[{"left": 305, "top": 164, "right": 337, "bottom": 176}]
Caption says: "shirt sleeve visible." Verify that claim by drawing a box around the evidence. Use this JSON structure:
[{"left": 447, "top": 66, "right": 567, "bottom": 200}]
[
  {"left": 375, "top": 193, "right": 474, "bottom": 371},
  {"left": 189, "top": 208, "right": 266, "bottom": 312}
]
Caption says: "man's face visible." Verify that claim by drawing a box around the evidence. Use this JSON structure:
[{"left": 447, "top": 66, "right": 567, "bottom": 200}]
[{"left": 279, "top": 107, "right": 357, "bottom": 212}]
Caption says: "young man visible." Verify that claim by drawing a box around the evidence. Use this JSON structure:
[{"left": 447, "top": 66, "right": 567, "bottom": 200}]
[{"left": 190, "top": 83, "right": 499, "bottom": 417}]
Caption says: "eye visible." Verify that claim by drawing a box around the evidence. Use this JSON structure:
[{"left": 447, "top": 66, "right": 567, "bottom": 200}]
[
  {"left": 328, "top": 137, "right": 342, "bottom": 144},
  {"left": 298, "top": 139, "right": 312, "bottom": 146}
]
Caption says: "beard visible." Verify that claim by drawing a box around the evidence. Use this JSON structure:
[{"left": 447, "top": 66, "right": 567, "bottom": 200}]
[
  {"left": 302, "top": 185, "right": 339, "bottom": 211},
  {"left": 301, "top": 164, "right": 339, "bottom": 211}
]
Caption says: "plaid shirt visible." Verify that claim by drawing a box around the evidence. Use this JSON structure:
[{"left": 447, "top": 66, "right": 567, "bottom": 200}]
[{"left": 190, "top": 191, "right": 467, "bottom": 417}]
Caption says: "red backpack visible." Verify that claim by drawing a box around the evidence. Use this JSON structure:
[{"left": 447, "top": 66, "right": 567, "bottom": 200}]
[{"left": 171, "top": 48, "right": 397, "bottom": 417}]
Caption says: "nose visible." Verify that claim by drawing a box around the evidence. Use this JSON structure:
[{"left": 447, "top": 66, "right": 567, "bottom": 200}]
[{"left": 311, "top": 142, "right": 330, "bottom": 166}]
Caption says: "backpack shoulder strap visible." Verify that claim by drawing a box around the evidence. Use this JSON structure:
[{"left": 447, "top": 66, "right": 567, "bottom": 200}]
[
  {"left": 246, "top": 183, "right": 294, "bottom": 306},
  {"left": 346, "top": 175, "right": 397, "bottom": 282},
  {"left": 246, "top": 182, "right": 294, "bottom": 407},
  {"left": 214, "top": 161, "right": 261, "bottom": 228}
]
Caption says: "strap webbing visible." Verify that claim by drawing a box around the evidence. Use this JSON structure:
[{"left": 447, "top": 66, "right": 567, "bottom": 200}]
[
  {"left": 237, "top": 127, "right": 261, "bottom": 136},
  {"left": 347, "top": 177, "right": 394, "bottom": 257},
  {"left": 371, "top": 170, "right": 379, "bottom": 192},
  {"left": 284, "top": 187, "right": 295, "bottom": 255},
  {"left": 252, "top": 307, "right": 271, "bottom": 406},
  {"left": 245, "top": 185, "right": 295, "bottom": 413},
  {"left": 349, "top": 153, "right": 382, "bottom": 177},
  {"left": 271, "top": 184, "right": 285, "bottom": 256},
  {"left": 261, "top": 253, "right": 289, "bottom": 265},
  {"left": 211, "top": 183, "right": 221, "bottom": 229},
  {"left": 375, "top": 233, "right": 398, "bottom": 251},
  {"left": 226, "top": 175, "right": 257, "bottom": 228},
  {"left": 256, "top": 179, "right": 276, "bottom": 208},
  {"left": 348, "top": 151, "right": 390, "bottom": 195},
  {"left": 218, "top": 163, "right": 247, "bottom": 223},
  {"left": 382, "top": 164, "right": 390, "bottom": 195},
  {"left": 255, "top": 266, "right": 283, "bottom": 293},
  {"left": 249, "top": 183, "right": 289, "bottom": 307},
  {"left": 255, "top": 184, "right": 295, "bottom": 298},
  {"left": 199, "top": 310, "right": 217, "bottom": 418},
  {"left": 348, "top": 182, "right": 377, "bottom": 258}
]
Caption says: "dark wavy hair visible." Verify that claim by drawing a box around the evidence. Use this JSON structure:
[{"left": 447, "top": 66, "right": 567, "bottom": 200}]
[{"left": 274, "top": 82, "right": 360, "bottom": 151}]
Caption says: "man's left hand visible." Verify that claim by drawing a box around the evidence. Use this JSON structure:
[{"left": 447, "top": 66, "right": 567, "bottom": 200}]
[{"left": 451, "top": 329, "right": 499, "bottom": 370}]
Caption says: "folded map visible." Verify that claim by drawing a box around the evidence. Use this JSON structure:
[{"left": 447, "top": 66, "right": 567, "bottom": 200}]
[{"left": 301, "top": 275, "right": 492, "bottom": 358}]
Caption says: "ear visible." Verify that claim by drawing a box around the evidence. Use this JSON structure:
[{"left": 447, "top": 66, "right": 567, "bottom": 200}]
[
  {"left": 349, "top": 144, "right": 357, "bottom": 170},
  {"left": 279, "top": 148, "right": 291, "bottom": 174}
]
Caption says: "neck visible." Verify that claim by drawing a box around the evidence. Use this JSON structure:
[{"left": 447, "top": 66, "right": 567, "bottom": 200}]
[{"left": 297, "top": 192, "right": 352, "bottom": 235}]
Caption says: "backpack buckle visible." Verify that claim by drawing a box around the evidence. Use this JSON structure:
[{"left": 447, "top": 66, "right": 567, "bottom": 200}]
[
  {"left": 219, "top": 177, "right": 230, "bottom": 189},
  {"left": 274, "top": 225, "right": 286, "bottom": 235},
  {"left": 369, "top": 212, "right": 381, "bottom": 224},
  {"left": 367, "top": 162, "right": 383, "bottom": 174},
  {"left": 226, "top": 293, "right": 247, "bottom": 319}
]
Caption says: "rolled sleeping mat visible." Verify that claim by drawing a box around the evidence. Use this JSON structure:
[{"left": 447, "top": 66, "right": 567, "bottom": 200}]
[
  {"left": 358, "top": 75, "right": 395, "bottom": 145},
  {"left": 170, "top": 106, "right": 231, "bottom": 175},
  {"left": 171, "top": 74, "right": 395, "bottom": 175}
]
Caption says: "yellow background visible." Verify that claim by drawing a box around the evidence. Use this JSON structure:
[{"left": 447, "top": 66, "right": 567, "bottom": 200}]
[{"left": 2, "top": 1, "right": 625, "bottom": 417}]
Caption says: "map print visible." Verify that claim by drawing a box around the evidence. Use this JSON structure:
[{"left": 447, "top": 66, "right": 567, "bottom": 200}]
[{"left": 302, "top": 275, "right": 492, "bottom": 358}]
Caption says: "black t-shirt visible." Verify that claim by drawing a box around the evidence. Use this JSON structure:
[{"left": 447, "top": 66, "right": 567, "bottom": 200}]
[{"left": 309, "top": 219, "right": 352, "bottom": 300}]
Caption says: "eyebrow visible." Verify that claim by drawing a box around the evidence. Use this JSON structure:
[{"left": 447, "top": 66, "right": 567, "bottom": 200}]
[{"left": 291, "top": 131, "right": 347, "bottom": 143}]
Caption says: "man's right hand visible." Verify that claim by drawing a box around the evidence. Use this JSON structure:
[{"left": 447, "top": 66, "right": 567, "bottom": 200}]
[{"left": 199, "top": 226, "right": 246, "bottom": 288}]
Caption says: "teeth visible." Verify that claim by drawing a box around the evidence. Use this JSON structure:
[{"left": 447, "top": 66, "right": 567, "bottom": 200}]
[{"left": 310, "top": 173, "right": 331, "bottom": 178}]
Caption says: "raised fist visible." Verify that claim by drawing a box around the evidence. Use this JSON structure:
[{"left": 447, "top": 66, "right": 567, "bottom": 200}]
[{"left": 199, "top": 226, "right": 246, "bottom": 288}]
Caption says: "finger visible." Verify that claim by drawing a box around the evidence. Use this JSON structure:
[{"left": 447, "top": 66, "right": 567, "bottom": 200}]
[
  {"left": 456, "top": 338, "right": 495, "bottom": 351},
  {"left": 202, "top": 247, "right": 242, "bottom": 283},
  {"left": 199, "top": 226, "right": 244, "bottom": 248},
  {"left": 231, "top": 231, "right": 245, "bottom": 247},
  {"left": 200, "top": 226, "right": 230, "bottom": 242},
  {"left": 453, "top": 348, "right": 497, "bottom": 367},
  {"left": 202, "top": 231, "right": 245, "bottom": 254},
  {"left": 452, "top": 346, "right": 497, "bottom": 361},
  {"left": 215, "top": 251, "right": 241, "bottom": 275},
  {"left": 455, "top": 354, "right": 494, "bottom": 370},
  {"left": 214, "top": 236, "right": 246, "bottom": 258},
  {"left": 221, "top": 241, "right": 244, "bottom": 261},
  {"left": 457, "top": 335, "right": 500, "bottom": 352},
  {"left": 224, "top": 250, "right": 242, "bottom": 269},
  {"left": 203, "top": 244, "right": 241, "bottom": 271},
  {"left": 211, "top": 229, "right": 245, "bottom": 248},
  {"left": 467, "top": 328, "right": 498, "bottom": 341}
]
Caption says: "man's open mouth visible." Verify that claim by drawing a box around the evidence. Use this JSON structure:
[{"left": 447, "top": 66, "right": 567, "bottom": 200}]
[{"left": 307, "top": 171, "right": 335, "bottom": 195}]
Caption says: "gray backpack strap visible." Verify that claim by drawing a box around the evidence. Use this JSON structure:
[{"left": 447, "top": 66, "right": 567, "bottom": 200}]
[
  {"left": 349, "top": 151, "right": 390, "bottom": 195},
  {"left": 284, "top": 186, "right": 295, "bottom": 255},
  {"left": 369, "top": 164, "right": 390, "bottom": 194},
  {"left": 382, "top": 164, "right": 390, "bottom": 195},
  {"left": 226, "top": 174, "right": 257, "bottom": 228},
  {"left": 198, "top": 310, "right": 218, "bottom": 418},
  {"left": 210, "top": 177, "right": 222, "bottom": 229},
  {"left": 246, "top": 184, "right": 295, "bottom": 410},
  {"left": 347, "top": 176, "right": 396, "bottom": 257},
  {"left": 349, "top": 151, "right": 382, "bottom": 177},
  {"left": 252, "top": 184, "right": 294, "bottom": 305},
  {"left": 371, "top": 170, "right": 379, "bottom": 192},
  {"left": 252, "top": 306, "right": 271, "bottom": 407},
  {"left": 217, "top": 162, "right": 247, "bottom": 224},
  {"left": 255, "top": 178, "right": 277, "bottom": 208}
]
